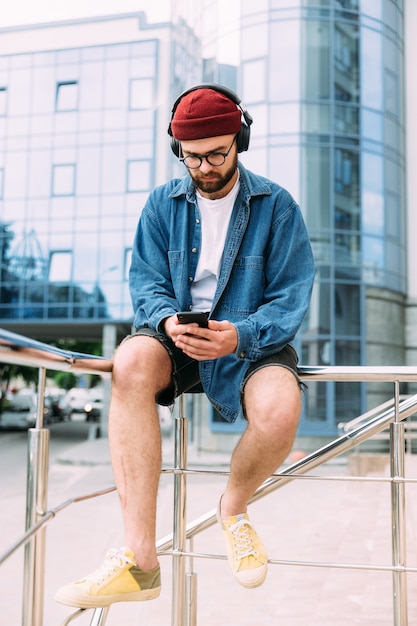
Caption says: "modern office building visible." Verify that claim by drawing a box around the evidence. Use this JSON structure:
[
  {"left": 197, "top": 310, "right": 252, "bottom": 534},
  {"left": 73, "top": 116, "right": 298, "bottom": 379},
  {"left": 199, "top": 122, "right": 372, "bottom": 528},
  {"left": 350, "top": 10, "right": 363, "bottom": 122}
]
[{"left": 0, "top": 1, "right": 413, "bottom": 445}]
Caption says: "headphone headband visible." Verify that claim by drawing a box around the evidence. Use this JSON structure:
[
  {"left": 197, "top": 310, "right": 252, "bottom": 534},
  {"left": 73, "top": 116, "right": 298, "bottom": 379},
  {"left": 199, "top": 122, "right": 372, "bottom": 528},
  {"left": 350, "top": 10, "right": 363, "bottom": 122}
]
[{"left": 168, "top": 83, "right": 253, "bottom": 156}]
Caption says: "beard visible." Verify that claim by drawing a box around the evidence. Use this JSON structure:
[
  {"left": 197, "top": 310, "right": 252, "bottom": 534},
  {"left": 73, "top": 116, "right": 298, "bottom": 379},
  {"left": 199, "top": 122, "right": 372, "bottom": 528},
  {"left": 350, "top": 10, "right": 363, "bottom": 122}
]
[{"left": 189, "top": 152, "right": 238, "bottom": 199}]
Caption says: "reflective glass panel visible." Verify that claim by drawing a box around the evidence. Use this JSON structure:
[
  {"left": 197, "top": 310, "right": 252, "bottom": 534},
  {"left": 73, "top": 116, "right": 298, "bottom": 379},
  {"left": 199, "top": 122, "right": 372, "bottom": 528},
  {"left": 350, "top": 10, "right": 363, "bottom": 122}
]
[
  {"left": 270, "top": 20, "right": 301, "bottom": 101},
  {"left": 0, "top": 88, "right": 7, "bottom": 116},
  {"left": 302, "top": 380, "right": 328, "bottom": 422},
  {"left": 361, "top": 109, "right": 383, "bottom": 142},
  {"left": 335, "top": 283, "right": 360, "bottom": 335},
  {"left": 56, "top": 81, "right": 78, "bottom": 111},
  {"left": 362, "top": 152, "right": 384, "bottom": 235},
  {"left": 335, "top": 381, "right": 361, "bottom": 421},
  {"left": 129, "top": 78, "right": 154, "bottom": 110},
  {"left": 301, "top": 146, "right": 330, "bottom": 230},
  {"left": 302, "top": 21, "right": 330, "bottom": 100},
  {"left": 335, "top": 232, "right": 360, "bottom": 265},
  {"left": 303, "top": 280, "right": 331, "bottom": 335},
  {"left": 361, "top": 28, "right": 383, "bottom": 109},
  {"left": 362, "top": 235, "right": 384, "bottom": 284},
  {"left": 127, "top": 160, "right": 152, "bottom": 192},
  {"left": 52, "top": 164, "right": 76, "bottom": 196},
  {"left": 49, "top": 250, "right": 73, "bottom": 282}
]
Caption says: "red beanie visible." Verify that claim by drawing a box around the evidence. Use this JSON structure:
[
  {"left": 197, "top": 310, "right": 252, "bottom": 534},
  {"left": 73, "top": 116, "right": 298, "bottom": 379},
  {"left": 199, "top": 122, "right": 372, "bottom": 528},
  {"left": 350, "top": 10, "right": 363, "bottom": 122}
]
[{"left": 170, "top": 88, "right": 242, "bottom": 140}]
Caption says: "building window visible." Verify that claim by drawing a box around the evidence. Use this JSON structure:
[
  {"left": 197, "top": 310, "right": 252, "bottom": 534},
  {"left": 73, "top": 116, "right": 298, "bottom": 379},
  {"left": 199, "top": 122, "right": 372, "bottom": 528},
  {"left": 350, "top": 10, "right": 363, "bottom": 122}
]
[
  {"left": 49, "top": 250, "right": 73, "bottom": 282},
  {"left": 52, "top": 164, "right": 76, "bottom": 196},
  {"left": 126, "top": 160, "right": 151, "bottom": 192},
  {"left": 0, "top": 87, "right": 7, "bottom": 116},
  {"left": 124, "top": 247, "right": 132, "bottom": 281},
  {"left": 129, "top": 78, "right": 153, "bottom": 110},
  {"left": 55, "top": 81, "right": 79, "bottom": 111}
]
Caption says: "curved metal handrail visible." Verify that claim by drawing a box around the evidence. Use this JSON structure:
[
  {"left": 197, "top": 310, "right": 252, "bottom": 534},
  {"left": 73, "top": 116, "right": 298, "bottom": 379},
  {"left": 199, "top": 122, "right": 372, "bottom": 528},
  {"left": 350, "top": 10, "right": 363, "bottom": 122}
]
[
  {"left": 1, "top": 327, "right": 417, "bottom": 625},
  {"left": 155, "top": 392, "right": 417, "bottom": 552},
  {"left": 0, "top": 328, "right": 113, "bottom": 374},
  {"left": 0, "top": 485, "right": 117, "bottom": 567}
]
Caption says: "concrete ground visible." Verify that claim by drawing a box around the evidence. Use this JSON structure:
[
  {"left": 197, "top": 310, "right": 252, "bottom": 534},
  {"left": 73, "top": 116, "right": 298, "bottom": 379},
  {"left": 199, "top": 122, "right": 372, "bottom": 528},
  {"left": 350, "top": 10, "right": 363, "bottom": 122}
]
[{"left": 2, "top": 434, "right": 417, "bottom": 626}]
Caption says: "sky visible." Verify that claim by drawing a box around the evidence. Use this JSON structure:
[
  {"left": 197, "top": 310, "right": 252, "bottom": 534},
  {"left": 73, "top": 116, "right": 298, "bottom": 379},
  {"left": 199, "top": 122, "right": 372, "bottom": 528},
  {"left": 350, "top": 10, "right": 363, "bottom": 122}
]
[{"left": 0, "top": 0, "right": 172, "bottom": 28}]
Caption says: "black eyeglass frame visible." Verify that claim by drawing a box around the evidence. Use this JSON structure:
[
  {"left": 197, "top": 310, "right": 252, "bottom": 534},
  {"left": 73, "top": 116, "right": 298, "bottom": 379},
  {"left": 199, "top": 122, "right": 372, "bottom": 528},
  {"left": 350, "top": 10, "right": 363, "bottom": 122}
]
[{"left": 178, "top": 137, "right": 236, "bottom": 169}]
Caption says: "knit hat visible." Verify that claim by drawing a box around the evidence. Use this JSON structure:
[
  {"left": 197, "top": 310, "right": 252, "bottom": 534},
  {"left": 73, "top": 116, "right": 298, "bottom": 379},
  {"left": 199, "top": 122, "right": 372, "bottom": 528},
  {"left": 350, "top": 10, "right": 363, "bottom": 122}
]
[{"left": 170, "top": 88, "right": 242, "bottom": 140}]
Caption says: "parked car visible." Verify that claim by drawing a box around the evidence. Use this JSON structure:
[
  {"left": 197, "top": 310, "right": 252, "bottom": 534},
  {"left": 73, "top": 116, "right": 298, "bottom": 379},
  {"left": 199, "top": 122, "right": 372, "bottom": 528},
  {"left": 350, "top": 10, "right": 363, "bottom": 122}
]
[
  {"left": 58, "top": 388, "right": 90, "bottom": 420},
  {"left": 83, "top": 387, "right": 103, "bottom": 423},
  {"left": 0, "top": 391, "right": 58, "bottom": 429}
]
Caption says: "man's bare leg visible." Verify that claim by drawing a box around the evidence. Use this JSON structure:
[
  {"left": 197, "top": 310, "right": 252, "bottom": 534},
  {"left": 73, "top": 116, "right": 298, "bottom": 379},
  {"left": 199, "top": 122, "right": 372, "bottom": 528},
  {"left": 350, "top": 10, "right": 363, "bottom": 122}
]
[
  {"left": 109, "top": 335, "right": 173, "bottom": 570},
  {"left": 220, "top": 366, "right": 301, "bottom": 518}
]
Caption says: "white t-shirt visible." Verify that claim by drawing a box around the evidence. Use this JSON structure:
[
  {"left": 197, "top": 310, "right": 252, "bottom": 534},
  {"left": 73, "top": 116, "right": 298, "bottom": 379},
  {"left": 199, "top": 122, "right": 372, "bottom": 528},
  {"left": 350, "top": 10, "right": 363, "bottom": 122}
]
[{"left": 191, "top": 176, "right": 240, "bottom": 311}]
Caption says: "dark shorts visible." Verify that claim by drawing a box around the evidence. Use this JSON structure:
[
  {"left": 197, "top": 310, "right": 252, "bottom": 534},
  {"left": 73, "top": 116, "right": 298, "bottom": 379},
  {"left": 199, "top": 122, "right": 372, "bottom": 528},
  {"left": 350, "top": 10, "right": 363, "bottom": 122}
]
[{"left": 122, "top": 327, "right": 301, "bottom": 408}]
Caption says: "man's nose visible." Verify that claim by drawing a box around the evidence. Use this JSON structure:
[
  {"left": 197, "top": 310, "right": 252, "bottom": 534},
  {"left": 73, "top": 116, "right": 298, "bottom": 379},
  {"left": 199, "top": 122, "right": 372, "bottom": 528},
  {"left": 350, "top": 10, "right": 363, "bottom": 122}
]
[{"left": 199, "top": 157, "right": 214, "bottom": 173}]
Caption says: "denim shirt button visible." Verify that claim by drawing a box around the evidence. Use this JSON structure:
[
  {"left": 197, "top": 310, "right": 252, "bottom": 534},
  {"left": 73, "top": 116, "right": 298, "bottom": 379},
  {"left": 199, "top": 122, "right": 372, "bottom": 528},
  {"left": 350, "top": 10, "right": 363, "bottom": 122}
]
[
  {"left": 240, "top": 351, "right": 246, "bottom": 358},
  {"left": 192, "top": 247, "right": 197, "bottom": 253},
  {"left": 196, "top": 219, "right": 200, "bottom": 224},
  {"left": 188, "top": 276, "right": 193, "bottom": 282}
]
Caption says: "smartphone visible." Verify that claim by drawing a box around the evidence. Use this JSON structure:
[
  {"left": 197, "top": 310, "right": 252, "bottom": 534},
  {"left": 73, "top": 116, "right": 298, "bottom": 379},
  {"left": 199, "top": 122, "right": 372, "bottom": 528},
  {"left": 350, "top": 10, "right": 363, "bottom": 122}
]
[{"left": 177, "top": 311, "right": 209, "bottom": 328}]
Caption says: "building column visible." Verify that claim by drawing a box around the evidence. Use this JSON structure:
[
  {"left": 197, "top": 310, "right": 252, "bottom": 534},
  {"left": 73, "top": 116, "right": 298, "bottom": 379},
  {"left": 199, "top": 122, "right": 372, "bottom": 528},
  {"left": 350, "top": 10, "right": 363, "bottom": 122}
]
[{"left": 100, "top": 323, "right": 117, "bottom": 437}]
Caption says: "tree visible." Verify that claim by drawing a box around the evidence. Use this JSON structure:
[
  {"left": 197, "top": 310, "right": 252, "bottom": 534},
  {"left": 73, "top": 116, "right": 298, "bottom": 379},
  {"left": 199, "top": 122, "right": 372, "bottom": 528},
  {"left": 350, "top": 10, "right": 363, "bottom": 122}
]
[{"left": 0, "top": 363, "right": 39, "bottom": 412}]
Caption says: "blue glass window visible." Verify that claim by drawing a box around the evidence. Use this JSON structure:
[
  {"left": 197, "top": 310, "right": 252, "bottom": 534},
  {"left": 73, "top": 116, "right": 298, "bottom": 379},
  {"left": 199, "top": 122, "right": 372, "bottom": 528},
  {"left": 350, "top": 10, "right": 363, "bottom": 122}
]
[
  {"left": 52, "top": 164, "right": 76, "bottom": 196},
  {"left": 49, "top": 250, "right": 73, "bottom": 282},
  {"left": 0, "top": 87, "right": 7, "bottom": 116},
  {"left": 129, "top": 78, "right": 153, "bottom": 110},
  {"left": 56, "top": 81, "right": 78, "bottom": 111},
  {"left": 126, "top": 160, "right": 151, "bottom": 192}
]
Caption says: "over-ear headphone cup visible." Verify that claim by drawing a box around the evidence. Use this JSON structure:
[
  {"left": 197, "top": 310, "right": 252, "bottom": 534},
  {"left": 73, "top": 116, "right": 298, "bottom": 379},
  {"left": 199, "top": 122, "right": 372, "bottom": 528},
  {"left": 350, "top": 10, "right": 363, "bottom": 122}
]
[
  {"left": 171, "top": 137, "right": 181, "bottom": 158},
  {"left": 236, "top": 124, "right": 250, "bottom": 153}
]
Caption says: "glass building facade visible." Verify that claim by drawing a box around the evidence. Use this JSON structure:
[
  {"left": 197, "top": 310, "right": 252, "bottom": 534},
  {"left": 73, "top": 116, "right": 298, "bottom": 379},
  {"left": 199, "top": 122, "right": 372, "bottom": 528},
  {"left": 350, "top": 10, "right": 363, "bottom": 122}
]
[
  {"left": 0, "top": 38, "right": 159, "bottom": 324},
  {"left": 0, "top": 2, "right": 408, "bottom": 440}
]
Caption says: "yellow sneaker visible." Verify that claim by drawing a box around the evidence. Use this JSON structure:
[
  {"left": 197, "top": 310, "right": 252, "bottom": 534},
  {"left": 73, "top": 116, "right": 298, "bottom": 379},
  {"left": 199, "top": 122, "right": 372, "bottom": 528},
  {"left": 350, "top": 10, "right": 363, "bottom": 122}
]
[
  {"left": 54, "top": 547, "right": 161, "bottom": 608},
  {"left": 217, "top": 500, "right": 268, "bottom": 588}
]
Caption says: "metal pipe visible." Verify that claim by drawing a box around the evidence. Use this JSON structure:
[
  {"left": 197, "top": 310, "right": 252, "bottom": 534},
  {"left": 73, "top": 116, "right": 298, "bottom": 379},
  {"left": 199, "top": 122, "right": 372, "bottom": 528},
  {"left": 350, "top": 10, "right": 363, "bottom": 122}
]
[
  {"left": 89, "top": 607, "right": 110, "bottom": 625},
  {"left": 391, "top": 410, "right": 408, "bottom": 624},
  {"left": 22, "top": 368, "right": 49, "bottom": 626},
  {"left": 60, "top": 608, "right": 86, "bottom": 625},
  {"left": 186, "top": 573, "right": 198, "bottom": 626},
  {"left": 157, "top": 393, "right": 417, "bottom": 552},
  {"left": 171, "top": 394, "right": 188, "bottom": 626}
]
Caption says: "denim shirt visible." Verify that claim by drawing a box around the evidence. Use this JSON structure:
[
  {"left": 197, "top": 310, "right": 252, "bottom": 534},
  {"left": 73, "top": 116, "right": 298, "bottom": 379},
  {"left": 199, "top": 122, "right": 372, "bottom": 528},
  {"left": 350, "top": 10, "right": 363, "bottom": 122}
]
[{"left": 130, "top": 163, "right": 315, "bottom": 422}]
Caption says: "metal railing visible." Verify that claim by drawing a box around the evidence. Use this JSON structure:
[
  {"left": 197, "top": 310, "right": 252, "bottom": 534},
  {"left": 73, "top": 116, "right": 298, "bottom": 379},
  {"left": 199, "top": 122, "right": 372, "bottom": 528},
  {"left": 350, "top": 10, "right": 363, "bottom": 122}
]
[{"left": 1, "top": 328, "right": 417, "bottom": 626}]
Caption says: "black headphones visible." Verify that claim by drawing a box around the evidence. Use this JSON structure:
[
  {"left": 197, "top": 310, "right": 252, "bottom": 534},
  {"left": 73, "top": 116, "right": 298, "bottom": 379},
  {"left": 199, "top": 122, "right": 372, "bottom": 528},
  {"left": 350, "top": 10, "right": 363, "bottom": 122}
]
[{"left": 167, "top": 83, "right": 253, "bottom": 157}]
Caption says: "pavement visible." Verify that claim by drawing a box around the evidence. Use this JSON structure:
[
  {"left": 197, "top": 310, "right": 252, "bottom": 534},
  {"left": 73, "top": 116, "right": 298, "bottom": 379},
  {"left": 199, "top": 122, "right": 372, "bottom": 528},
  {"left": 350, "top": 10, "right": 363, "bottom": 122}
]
[{"left": 2, "top": 430, "right": 417, "bottom": 626}]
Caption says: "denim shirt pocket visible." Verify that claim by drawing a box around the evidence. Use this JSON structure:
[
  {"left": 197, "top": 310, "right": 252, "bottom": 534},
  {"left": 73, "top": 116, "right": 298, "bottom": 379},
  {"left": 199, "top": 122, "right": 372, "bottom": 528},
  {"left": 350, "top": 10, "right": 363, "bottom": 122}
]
[
  {"left": 168, "top": 250, "right": 187, "bottom": 299},
  {"left": 222, "top": 255, "right": 265, "bottom": 316}
]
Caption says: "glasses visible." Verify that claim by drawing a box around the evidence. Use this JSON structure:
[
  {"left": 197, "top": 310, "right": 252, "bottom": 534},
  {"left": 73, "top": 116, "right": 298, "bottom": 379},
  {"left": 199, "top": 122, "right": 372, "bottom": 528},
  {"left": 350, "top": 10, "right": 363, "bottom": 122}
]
[{"left": 179, "top": 137, "right": 236, "bottom": 169}]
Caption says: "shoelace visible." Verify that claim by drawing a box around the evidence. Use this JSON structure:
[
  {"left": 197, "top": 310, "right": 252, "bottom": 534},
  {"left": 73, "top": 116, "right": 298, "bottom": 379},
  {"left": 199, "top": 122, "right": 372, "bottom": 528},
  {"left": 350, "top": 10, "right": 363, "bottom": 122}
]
[
  {"left": 228, "top": 518, "right": 257, "bottom": 560},
  {"left": 85, "top": 548, "right": 135, "bottom": 584}
]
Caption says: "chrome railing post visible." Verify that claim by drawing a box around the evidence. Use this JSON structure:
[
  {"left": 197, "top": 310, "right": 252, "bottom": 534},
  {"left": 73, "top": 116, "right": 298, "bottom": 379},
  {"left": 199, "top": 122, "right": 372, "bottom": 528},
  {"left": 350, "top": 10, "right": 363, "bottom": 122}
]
[
  {"left": 390, "top": 381, "right": 408, "bottom": 626},
  {"left": 22, "top": 367, "right": 50, "bottom": 626},
  {"left": 171, "top": 394, "right": 188, "bottom": 626},
  {"left": 185, "top": 537, "right": 197, "bottom": 626},
  {"left": 89, "top": 607, "right": 110, "bottom": 625}
]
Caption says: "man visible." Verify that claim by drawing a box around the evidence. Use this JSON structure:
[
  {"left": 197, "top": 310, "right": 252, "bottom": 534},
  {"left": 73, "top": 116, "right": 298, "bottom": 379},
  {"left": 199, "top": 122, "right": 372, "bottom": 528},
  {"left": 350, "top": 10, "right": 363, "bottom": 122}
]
[{"left": 55, "top": 84, "right": 315, "bottom": 608}]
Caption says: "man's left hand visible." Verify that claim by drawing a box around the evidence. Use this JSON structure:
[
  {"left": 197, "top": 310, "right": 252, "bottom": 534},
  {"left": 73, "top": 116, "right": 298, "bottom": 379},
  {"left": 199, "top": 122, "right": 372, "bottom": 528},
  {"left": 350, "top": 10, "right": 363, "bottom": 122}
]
[{"left": 173, "top": 319, "right": 238, "bottom": 361}]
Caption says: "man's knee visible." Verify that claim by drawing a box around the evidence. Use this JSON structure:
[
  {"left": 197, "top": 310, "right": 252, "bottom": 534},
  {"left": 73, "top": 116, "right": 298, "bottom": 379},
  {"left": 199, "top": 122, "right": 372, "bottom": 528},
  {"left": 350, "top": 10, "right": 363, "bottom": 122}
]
[
  {"left": 113, "top": 335, "right": 172, "bottom": 387},
  {"left": 243, "top": 366, "right": 301, "bottom": 431}
]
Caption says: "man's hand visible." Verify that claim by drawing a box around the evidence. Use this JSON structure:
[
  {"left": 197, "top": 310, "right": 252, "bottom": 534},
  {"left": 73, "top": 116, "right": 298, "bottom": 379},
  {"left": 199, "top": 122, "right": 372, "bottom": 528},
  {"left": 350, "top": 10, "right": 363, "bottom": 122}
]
[{"left": 164, "top": 315, "right": 238, "bottom": 361}]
